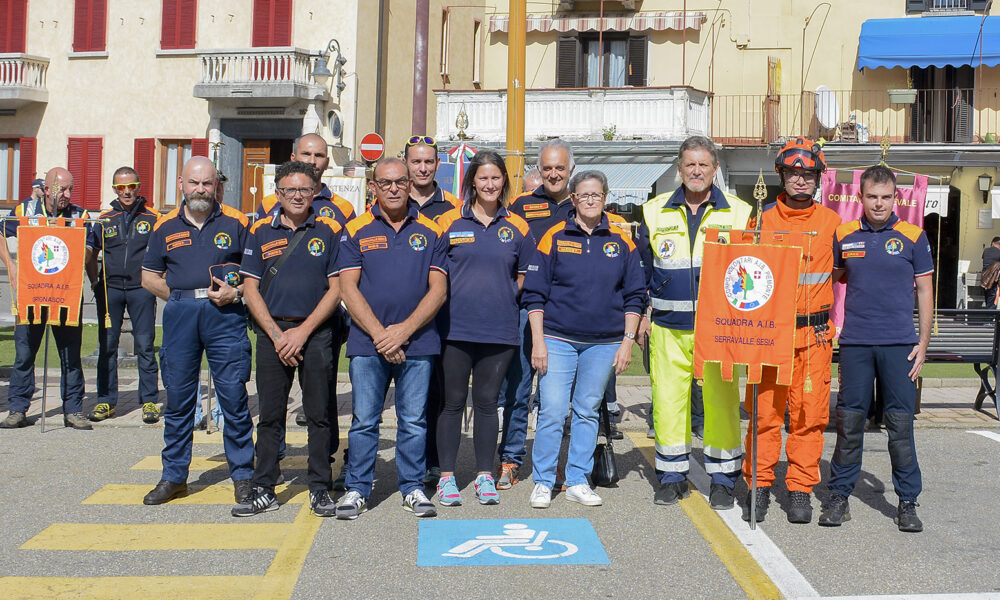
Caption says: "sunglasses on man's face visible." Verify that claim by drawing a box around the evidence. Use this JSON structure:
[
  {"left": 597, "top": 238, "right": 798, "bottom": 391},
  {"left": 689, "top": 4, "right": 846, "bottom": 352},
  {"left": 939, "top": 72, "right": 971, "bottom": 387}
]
[{"left": 113, "top": 182, "right": 140, "bottom": 192}]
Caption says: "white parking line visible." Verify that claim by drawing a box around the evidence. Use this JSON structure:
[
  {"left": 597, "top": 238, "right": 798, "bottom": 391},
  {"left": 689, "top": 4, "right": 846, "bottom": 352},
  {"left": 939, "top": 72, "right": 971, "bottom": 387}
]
[
  {"left": 815, "top": 594, "right": 1000, "bottom": 600},
  {"left": 687, "top": 459, "right": 820, "bottom": 598},
  {"left": 968, "top": 430, "right": 1000, "bottom": 444}
]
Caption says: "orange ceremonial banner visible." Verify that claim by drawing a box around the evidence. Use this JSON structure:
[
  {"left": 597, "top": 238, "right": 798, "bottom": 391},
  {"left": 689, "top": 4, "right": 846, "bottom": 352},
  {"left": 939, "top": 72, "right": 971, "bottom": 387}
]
[
  {"left": 15, "top": 219, "right": 88, "bottom": 326},
  {"left": 693, "top": 229, "right": 801, "bottom": 385}
]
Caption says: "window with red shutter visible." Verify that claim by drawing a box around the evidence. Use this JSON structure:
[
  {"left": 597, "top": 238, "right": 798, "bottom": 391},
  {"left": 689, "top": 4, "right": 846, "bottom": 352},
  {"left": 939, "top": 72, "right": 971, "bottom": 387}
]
[
  {"left": 67, "top": 137, "right": 103, "bottom": 211},
  {"left": 18, "top": 137, "right": 36, "bottom": 203},
  {"left": 133, "top": 138, "right": 156, "bottom": 203},
  {"left": 0, "top": 0, "right": 28, "bottom": 53},
  {"left": 252, "top": 0, "right": 292, "bottom": 47},
  {"left": 191, "top": 138, "right": 209, "bottom": 158},
  {"left": 74, "top": 0, "right": 107, "bottom": 53},
  {"left": 161, "top": 0, "right": 196, "bottom": 50}
]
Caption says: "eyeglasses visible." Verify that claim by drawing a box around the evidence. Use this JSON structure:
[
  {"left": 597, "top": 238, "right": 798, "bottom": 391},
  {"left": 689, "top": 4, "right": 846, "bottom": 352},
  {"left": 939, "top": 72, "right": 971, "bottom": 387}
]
[
  {"left": 277, "top": 187, "right": 314, "bottom": 198},
  {"left": 113, "top": 182, "right": 140, "bottom": 191},
  {"left": 372, "top": 177, "right": 411, "bottom": 190},
  {"left": 574, "top": 193, "right": 605, "bottom": 203},
  {"left": 406, "top": 135, "right": 437, "bottom": 149}
]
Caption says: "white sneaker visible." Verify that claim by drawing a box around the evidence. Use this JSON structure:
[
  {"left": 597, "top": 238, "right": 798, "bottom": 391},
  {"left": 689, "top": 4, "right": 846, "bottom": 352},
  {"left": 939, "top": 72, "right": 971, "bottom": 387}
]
[
  {"left": 529, "top": 483, "right": 551, "bottom": 508},
  {"left": 647, "top": 427, "right": 656, "bottom": 439},
  {"left": 566, "top": 484, "right": 603, "bottom": 506}
]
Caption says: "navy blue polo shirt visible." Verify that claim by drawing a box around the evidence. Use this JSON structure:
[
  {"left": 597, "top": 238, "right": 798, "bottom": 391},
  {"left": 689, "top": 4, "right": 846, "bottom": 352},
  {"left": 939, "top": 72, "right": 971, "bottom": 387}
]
[
  {"left": 436, "top": 204, "right": 535, "bottom": 345},
  {"left": 522, "top": 213, "right": 647, "bottom": 344},
  {"left": 508, "top": 186, "right": 575, "bottom": 242},
  {"left": 336, "top": 201, "right": 449, "bottom": 357},
  {"left": 87, "top": 198, "right": 160, "bottom": 289},
  {"left": 413, "top": 184, "right": 462, "bottom": 223},
  {"left": 833, "top": 214, "right": 934, "bottom": 345},
  {"left": 240, "top": 209, "right": 341, "bottom": 319},
  {"left": 143, "top": 201, "right": 249, "bottom": 290}
]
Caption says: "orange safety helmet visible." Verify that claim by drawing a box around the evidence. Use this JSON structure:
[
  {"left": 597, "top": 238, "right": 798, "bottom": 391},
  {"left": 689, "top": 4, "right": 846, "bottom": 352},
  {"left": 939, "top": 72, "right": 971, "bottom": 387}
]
[{"left": 774, "top": 137, "right": 827, "bottom": 174}]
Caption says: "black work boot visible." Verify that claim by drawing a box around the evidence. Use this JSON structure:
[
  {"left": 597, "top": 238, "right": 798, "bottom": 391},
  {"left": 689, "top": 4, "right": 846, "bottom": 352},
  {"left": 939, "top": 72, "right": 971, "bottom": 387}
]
[
  {"left": 654, "top": 480, "right": 690, "bottom": 505},
  {"left": 742, "top": 486, "right": 770, "bottom": 522},
  {"left": 895, "top": 501, "right": 923, "bottom": 533},
  {"left": 818, "top": 493, "right": 851, "bottom": 526},
  {"left": 709, "top": 483, "right": 735, "bottom": 510},
  {"left": 787, "top": 491, "right": 813, "bottom": 524}
]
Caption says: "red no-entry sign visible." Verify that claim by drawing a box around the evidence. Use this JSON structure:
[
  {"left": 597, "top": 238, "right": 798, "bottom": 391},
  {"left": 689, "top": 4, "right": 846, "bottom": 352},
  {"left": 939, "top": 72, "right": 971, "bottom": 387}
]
[{"left": 359, "top": 133, "right": 385, "bottom": 162}]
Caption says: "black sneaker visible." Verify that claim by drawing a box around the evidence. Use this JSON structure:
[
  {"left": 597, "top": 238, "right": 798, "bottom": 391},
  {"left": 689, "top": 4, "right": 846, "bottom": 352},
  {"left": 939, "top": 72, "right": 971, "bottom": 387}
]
[
  {"left": 0, "top": 411, "right": 28, "bottom": 429},
  {"left": 143, "top": 480, "right": 188, "bottom": 505},
  {"left": 607, "top": 422, "right": 624, "bottom": 440},
  {"left": 233, "top": 479, "right": 254, "bottom": 504},
  {"left": 742, "top": 486, "right": 771, "bottom": 522},
  {"left": 709, "top": 483, "right": 735, "bottom": 510},
  {"left": 654, "top": 480, "right": 690, "bottom": 505},
  {"left": 787, "top": 491, "right": 813, "bottom": 524},
  {"left": 818, "top": 493, "right": 851, "bottom": 527},
  {"left": 231, "top": 487, "right": 278, "bottom": 517},
  {"left": 309, "top": 490, "right": 337, "bottom": 517},
  {"left": 895, "top": 501, "right": 923, "bottom": 533}
]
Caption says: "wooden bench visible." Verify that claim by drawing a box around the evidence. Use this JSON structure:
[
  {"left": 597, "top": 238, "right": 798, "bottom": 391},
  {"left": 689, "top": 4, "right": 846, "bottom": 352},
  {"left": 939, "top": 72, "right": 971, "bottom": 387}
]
[{"left": 832, "top": 308, "right": 999, "bottom": 416}]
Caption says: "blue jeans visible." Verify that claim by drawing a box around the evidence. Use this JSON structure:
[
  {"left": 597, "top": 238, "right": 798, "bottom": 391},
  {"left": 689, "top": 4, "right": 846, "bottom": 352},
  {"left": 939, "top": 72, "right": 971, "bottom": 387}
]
[
  {"left": 531, "top": 337, "right": 618, "bottom": 489},
  {"left": 96, "top": 286, "right": 158, "bottom": 406},
  {"left": 498, "top": 309, "right": 535, "bottom": 466},
  {"left": 828, "top": 344, "right": 922, "bottom": 502},
  {"left": 159, "top": 296, "right": 254, "bottom": 483},
  {"left": 346, "top": 355, "right": 433, "bottom": 498}
]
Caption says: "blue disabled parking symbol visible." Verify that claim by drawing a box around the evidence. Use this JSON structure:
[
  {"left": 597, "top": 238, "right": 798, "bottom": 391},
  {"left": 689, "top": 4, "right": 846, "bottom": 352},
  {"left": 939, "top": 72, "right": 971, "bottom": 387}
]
[{"left": 417, "top": 518, "right": 609, "bottom": 567}]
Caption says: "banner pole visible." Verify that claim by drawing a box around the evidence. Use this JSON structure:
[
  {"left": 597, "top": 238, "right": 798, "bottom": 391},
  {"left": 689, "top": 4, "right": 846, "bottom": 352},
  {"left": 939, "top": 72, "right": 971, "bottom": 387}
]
[
  {"left": 40, "top": 323, "right": 50, "bottom": 434},
  {"left": 205, "top": 373, "right": 215, "bottom": 435},
  {"left": 750, "top": 382, "right": 759, "bottom": 530}
]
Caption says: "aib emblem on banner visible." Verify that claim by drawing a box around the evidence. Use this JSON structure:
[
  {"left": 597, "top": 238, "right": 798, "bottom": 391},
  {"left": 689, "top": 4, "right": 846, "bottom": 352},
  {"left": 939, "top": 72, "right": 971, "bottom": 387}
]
[
  {"left": 136, "top": 221, "right": 151, "bottom": 235},
  {"left": 308, "top": 238, "right": 325, "bottom": 256},
  {"left": 498, "top": 227, "right": 514, "bottom": 243},
  {"left": 409, "top": 233, "right": 427, "bottom": 251},
  {"left": 657, "top": 238, "right": 675, "bottom": 259},
  {"left": 214, "top": 232, "right": 232, "bottom": 249},
  {"left": 31, "top": 235, "right": 70, "bottom": 275},
  {"left": 885, "top": 238, "right": 903, "bottom": 256},
  {"left": 603, "top": 242, "right": 620, "bottom": 258},
  {"left": 723, "top": 257, "right": 775, "bottom": 311}
]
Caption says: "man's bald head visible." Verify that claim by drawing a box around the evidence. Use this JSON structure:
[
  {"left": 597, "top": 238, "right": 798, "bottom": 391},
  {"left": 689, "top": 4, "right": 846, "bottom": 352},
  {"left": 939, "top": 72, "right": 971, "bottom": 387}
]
[
  {"left": 292, "top": 133, "right": 330, "bottom": 176},
  {"left": 44, "top": 167, "right": 74, "bottom": 212},
  {"left": 179, "top": 156, "right": 218, "bottom": 213}
]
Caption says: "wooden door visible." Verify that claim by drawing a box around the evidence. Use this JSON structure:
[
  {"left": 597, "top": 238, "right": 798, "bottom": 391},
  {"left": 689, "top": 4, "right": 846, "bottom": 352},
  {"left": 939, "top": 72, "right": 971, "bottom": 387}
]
[
  {"left": 243, "top": 140, "right": 269, "bottom": 214},
  {"left": 765, "top": 57, "right": 781, "bottom": 143}
]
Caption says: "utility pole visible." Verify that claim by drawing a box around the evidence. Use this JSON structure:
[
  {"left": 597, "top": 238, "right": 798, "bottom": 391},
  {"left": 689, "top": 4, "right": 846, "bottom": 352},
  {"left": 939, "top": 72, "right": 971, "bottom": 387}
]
[
  {"left": 412, "top": 0, "right": 430, "bottom": 135},
  {"left": 506, "top": 0, "right": 526, "bottom": 193}
]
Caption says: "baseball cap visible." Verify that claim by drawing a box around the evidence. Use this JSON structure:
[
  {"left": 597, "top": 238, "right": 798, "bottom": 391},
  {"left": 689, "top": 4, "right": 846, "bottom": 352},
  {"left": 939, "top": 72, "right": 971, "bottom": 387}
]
[{"left": 31, "top": 178, "right": 44, "bottom": 189}]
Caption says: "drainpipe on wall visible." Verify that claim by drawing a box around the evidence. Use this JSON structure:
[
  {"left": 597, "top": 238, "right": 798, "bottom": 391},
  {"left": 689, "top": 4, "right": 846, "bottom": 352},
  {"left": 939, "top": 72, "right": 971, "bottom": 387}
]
[
  {"left": 375, "top": 0, "right": 388, "bottom": 136},
  {"left": 413, "top": 0, "right": 430, "bottom": 135}
]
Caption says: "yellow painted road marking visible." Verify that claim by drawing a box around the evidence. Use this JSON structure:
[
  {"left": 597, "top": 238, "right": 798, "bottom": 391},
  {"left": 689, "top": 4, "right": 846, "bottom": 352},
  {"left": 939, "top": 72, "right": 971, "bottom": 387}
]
[
  {"left": 22, "top": 523, "right": 289, "bottom": 551},
  {"left": 0, "top": 576, "right": 262, "bottom": 600},
  {"left": 131, "top": 455, "right": 310, "bottom": 471},
  {"left": 82, "top": 484, "right": 309, "bottom": 505},
  {"left": 192, "top": 431, "right": 347, "bottom": 445},
  {"left": 252, "top": 503, "right": 323, "bottom": 600},
  {"left": 628, "top": 432, "right": 782, "bottom": 600}
]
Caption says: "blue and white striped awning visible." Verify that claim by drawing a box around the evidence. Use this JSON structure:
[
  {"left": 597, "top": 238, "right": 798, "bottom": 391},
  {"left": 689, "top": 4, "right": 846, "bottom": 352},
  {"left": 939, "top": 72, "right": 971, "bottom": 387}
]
[{"left": 575, "top": 163, "right": 671, "bottom": 206}]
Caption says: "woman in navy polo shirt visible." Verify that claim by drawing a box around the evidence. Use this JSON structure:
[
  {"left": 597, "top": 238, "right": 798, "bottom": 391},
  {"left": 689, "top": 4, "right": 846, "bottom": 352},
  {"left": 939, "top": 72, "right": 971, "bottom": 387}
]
[
  {"left": 521, "top": 170, "right": 646, "bottom": 508},
  {"left": 435, "top": 151, "right": 535, "bottom": 506}
]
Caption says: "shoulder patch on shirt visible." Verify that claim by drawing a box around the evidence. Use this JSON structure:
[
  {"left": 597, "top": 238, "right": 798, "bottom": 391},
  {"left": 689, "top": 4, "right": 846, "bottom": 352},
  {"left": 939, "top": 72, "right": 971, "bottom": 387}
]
[
  {"left": 557, "top": 245, "right": 582, "bottom": 254},
  {"left": 346, "top": 211, "right": 376, "bottom": 237},
  {"left": 835, "top": 220, "right": 862, "bottom": 242},
  {"left": 841, "top": 241, "right": 865, "bottom": 250},
  {"left": 505, "top": 213, "right": 531, "bottom": 237},
  {"left": 167, "top": 239, "right": 192, "bottom": 251},
  {"left": 360, "top": 235, "right": 388, "bottom": 252},
  {"left": 261, "top": 238, "right": 288, "bottom": 252},
  {"left": 523, "top": 202, "right": 549, "bottom": 211},
  {"left": 525, "top": 209, "right": 551, "bottom": 219},
  {"left": 842, "top": 250, "right": 865, "bottom": 259},
  {"left": 262, "top": 248, "right": 284, "bottom": 260},
  {"left": 892, "top": 220, "right": 923, "bottom": 243}
]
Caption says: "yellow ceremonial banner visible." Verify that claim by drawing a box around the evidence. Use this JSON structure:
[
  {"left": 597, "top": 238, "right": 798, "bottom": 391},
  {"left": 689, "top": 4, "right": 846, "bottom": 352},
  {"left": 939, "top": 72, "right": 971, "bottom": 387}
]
[
  {"left": 693, "top": 229, "right": 801, "bottom": 385},
  {"left": 15, "top": 218, "right": 88, "bottom": 326}
]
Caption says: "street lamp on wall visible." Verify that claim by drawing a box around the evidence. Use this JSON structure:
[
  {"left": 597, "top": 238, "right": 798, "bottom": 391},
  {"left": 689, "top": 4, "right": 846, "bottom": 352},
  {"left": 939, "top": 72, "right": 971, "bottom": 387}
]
[
  {"left": 311, "top": 38, "right": 348, "bottom": 103},
  {"left": 979, "top": 173, "right": 993, "bottom": 203}
]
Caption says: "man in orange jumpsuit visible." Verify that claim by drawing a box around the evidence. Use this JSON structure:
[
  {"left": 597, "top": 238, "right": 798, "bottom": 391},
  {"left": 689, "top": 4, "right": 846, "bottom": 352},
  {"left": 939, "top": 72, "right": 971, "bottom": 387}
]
[{"left": 743, "top": 138, "right": 841, "bottom": 524}]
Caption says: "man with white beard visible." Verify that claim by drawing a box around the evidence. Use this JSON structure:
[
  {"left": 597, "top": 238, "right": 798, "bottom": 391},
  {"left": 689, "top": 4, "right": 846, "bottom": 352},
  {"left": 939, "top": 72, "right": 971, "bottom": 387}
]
[{"left": 139, "top": 156, "right": 256, "bottom": 507}]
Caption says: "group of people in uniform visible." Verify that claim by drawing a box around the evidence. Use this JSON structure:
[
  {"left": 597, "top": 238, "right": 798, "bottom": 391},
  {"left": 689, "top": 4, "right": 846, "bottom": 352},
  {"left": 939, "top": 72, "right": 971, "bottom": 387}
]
[{"left": 0, "top": 132, "right": 932, "bottom": 532}]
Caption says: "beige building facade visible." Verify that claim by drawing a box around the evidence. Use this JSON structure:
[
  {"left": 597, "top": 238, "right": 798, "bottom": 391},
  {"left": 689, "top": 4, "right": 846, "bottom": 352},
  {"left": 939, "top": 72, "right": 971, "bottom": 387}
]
[
  {"left": 0, "top": 0, "right": 484, "bottom": 213},
  {"left": 438, "top": 0, "right": 1000, "bottom": 309}
]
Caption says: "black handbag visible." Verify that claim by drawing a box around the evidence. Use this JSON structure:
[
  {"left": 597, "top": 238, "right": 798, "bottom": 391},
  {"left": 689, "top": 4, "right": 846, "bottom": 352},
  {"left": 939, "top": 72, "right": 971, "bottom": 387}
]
[{"left": 591, "top": 392, "right": 620, "bottom": 487}]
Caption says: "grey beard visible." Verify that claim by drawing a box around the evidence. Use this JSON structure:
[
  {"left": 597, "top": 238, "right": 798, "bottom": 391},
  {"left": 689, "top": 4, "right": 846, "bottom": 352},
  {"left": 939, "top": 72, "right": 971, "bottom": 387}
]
[{"left": 185, "top": 195, "right": 213, "bottom": 212}]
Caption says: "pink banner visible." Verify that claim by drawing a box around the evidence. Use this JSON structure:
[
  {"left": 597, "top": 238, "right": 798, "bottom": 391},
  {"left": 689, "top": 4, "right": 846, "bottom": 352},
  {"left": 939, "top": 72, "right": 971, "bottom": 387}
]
[{"left": 820, "top": 169, "right": 927, "bottom": 333}]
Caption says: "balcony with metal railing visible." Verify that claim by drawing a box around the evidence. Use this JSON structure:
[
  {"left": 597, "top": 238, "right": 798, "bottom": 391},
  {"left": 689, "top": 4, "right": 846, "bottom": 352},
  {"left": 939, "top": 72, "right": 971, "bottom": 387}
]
[
  {"left": 434, "top": 87, "right": 710, "bottom": 142},
  {"left": 193, "top": 47, "right": 329, "bottom": 105},
  {"left": 709, "top": 88, "right": 1000, "bottom": 146},
  {"left": 0, "top": 54, "right": 49, "bottom": 109}
]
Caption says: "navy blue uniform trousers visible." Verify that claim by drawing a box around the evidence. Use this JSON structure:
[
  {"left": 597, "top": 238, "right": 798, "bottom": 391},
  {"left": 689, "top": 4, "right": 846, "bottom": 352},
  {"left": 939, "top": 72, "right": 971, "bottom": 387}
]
[
  {"left": 159, "top": 294, "right": 254, "bottom": 483},
  {"left": 96, "top": 285, "right": 159, "bottom": 406},
  {"left": 828, "top": 344, "right": 922, "bottom": 502},
  {"left": 8, "top": 308, "right": 84, "bottom": 414}
]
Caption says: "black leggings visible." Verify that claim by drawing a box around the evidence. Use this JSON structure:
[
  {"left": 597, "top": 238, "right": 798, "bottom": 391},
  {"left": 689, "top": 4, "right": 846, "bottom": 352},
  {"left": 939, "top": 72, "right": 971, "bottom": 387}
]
[{"left": 437, "top": 341, "right": 517, "bottom": 473}]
